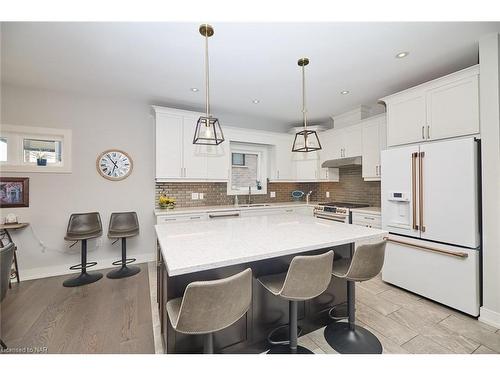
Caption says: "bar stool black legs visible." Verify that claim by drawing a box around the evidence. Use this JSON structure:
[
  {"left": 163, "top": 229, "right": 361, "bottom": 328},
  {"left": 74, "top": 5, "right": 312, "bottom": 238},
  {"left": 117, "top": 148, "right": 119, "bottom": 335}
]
[
  {"left": 63, "top": 212, "right": 103, "bottom": 288},
  {"left": 323, "top": 281, "right": 382, "bottom": 354},
  {"left": 106, "top": 212, "right": 141, "bottom": 279},
  {"left": 0, "top": 338, "right": 6, "bottom": 350},
  {"left": 267, "top": 300, "right": 313, "bottom": 354},
  {"left": 107, "top": 237, "right": 140, "bottom": 279},
  {"left": 63, "top": 239, "right": 103, "bottom": 287},
  {"left": 323, "top": 241, "right": 387, "bottom": 354}
]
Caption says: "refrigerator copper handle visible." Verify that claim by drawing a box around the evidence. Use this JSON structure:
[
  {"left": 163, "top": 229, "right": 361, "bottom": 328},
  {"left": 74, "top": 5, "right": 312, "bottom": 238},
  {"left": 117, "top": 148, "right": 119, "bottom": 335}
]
[
  {"left": 419, "top": 151, "right": 426, "bottom": 232},
  {"left": 411, "top": 152, "right": 418, "bottom": 230},
  {"left": 383, "top": 237, "right": 468, "bottom": 259}
]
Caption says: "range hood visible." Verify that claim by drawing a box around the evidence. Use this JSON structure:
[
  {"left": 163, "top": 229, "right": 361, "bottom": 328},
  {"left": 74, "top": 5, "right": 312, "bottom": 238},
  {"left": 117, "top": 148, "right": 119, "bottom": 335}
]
[{"left": 321, "top": 156, "right": 362, "bottom": 168}]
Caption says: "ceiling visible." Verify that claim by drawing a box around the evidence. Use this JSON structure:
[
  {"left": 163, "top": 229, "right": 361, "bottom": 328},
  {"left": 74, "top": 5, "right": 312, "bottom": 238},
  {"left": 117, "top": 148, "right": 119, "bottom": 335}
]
[{"left": 2, "top": 22, "right": 500, "bottom": 131}]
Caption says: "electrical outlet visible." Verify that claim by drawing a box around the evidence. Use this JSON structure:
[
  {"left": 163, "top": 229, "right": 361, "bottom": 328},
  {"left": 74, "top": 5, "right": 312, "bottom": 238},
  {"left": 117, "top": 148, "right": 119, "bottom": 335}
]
[
  {"left": 270, "top": 191, "right": 276, "bottom": 198},
  {"left": 199, "top": 193, "right": 204, "bottom": 199},
  {"left": 191, "top": 192, "right": 199, "bottom": 200},
  {"left": 326, "top": 191, "right": 330, "bottom": 198}
]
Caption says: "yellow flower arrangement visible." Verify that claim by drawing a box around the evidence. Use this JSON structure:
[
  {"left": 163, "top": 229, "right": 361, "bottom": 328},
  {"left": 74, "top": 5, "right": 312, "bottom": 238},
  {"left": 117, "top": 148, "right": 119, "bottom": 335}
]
[{"left": 159, "top": 195, "right": 176, "bottom": 209}]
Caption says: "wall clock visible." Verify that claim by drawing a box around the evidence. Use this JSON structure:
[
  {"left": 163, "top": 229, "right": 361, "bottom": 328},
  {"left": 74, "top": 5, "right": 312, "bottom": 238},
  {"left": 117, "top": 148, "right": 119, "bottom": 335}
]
[{"left": 96, "top": 149, "right": 133, "bottom": 181}]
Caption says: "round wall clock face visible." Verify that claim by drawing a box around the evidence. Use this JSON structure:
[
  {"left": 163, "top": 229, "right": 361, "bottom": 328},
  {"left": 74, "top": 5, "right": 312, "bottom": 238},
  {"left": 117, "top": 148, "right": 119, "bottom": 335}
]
[{"left": 96, "top": 149, "right": 133, "bottom": 181}]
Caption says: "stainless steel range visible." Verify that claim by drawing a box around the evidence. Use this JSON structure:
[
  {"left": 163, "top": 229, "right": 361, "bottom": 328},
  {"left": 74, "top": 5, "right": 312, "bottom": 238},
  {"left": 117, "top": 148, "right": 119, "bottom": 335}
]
[{"left": 313, "top": 202, "right": 369, "bottom": 223}]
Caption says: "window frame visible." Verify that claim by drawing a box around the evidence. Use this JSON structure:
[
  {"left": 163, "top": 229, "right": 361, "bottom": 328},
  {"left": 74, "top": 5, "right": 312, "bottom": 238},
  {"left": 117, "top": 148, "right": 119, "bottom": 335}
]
[
  {"left": 227, "top": 142, "right": 268, "bottom": 196},
  {"left": 0, "top": 124, "right": 72, "bottom": 173}
]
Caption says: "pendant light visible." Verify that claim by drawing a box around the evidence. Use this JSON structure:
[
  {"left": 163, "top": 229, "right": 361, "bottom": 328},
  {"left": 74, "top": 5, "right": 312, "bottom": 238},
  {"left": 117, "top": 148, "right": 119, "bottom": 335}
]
[
  {"left": 193, "top": 24, "right": 225, "bottom": 145},
  {"left": 292, "top": 57, "right": 322, "bottom": 152}
]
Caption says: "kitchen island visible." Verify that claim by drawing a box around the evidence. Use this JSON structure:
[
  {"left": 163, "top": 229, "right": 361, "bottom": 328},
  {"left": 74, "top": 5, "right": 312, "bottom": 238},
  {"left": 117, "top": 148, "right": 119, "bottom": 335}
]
[{"left": 155, "top": 213, "right": 387, "bottom": 353}]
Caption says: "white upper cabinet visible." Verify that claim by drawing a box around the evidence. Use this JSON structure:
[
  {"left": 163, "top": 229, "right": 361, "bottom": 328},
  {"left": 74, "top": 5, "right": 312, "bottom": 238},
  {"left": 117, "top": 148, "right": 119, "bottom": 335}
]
[
  {"left": 272, "top": 135, "right": 294, "bottom": 180},
  {"left": 155, "top": 112, "right": 184, "bottom": 179},
  {"left": 292, "top": 151, "right": 319, "bottom": 180},
  {"left": 342, "top": 125, "right": 362, "bottom": 157},
  {"left": 154, "top": 107, "right": 228, "bottom": 181},
  {"left": 361, "top": 114, "right": 387, "bottom": 181},
  {"left": 425, "top": 74, "right": 479, "bottom": 141},
  {"left": 381, "top": 65, "right": 479, "bottom": 147},
  {"left": 385, "top": 89, "right": 426, "bottom": 146}
]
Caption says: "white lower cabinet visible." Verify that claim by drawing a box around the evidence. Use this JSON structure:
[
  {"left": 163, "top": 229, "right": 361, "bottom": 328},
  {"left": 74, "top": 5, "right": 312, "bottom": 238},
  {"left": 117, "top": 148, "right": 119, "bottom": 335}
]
[
  {"left": 382, "top": 235, "right": 480, "bottom": 316},
  {"left": 352, "top": 212, "right": 381, "bottom": 229},
  {"left": 156, "top": 213, "right": 209, "bottom": 224}
]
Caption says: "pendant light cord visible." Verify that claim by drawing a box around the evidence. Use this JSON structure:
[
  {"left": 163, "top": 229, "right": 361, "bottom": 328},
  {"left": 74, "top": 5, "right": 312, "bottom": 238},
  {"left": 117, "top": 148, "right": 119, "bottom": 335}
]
[
  {"left": 302, "top": 64, "right": 307, "bottom": 129},
  {"left": 205, "top": 26, "right": 210, "bottom": 118}
]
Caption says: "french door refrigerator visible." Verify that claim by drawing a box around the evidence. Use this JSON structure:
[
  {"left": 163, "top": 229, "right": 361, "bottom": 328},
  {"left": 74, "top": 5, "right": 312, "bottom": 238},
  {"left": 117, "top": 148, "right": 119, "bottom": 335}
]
[{"left": 381, "top": 137, "right": 480, "bottom": 316}]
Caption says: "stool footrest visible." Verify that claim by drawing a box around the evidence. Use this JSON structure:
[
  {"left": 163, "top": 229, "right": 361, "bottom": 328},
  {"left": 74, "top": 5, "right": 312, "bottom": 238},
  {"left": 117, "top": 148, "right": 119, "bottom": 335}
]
[
  {"left": 267, "top": 324, "right": 303, "bottom": 346},
  {"left": 328, "top": 302, "right": 348, "bottom": 321},
  {"left": 69, "top": 261, "right": 97, "bottom": 271},
  {"left": 111, "top": 258, "right": 136, "bottom": 266}
]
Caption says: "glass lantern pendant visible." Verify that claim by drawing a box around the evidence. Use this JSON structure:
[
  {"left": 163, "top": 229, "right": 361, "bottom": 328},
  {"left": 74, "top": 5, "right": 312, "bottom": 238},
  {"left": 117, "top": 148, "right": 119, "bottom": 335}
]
[
  {"left": 193, "top": 24, "right": 224, "bottom": 146},
  {"left": 292, "top": 57, "right": 322, "bottom": 152}
]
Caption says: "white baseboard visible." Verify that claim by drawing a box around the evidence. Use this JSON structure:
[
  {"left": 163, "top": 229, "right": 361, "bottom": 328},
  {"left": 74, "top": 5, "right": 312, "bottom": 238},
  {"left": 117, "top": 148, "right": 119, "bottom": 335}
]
[
  {"left": 479, "top": 306, "right": 500, "bottom": 329},
  {"left": 17, "top": 252, "right": 156, "bottom": 282}
]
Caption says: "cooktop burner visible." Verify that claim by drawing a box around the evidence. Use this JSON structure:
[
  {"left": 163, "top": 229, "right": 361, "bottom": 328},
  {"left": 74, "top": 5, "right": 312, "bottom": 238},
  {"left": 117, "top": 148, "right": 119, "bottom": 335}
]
[{"left": 318, "top": 202, "right": 369, "bottom": 209}]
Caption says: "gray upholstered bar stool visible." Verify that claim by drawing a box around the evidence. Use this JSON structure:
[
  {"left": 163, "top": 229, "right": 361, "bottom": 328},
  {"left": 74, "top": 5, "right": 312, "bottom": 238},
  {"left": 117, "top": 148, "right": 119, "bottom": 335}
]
[
  {"left": 323, "top": 240, "right": 386, "bottom": 354},
  {"left": 106, "top": 212, "right": 141, "bottom": 279},
  {"left": 63, "top": 212, "right": 103, "bottom": 287},
  {"left": 258, "top": 250, "right": 334, "bottom": 354},
  {"left": 1, "top": 242, "right": 15, "bottom": 350},
  {"left": 166, "top": 268, "right": 252, "bottom": 354}
]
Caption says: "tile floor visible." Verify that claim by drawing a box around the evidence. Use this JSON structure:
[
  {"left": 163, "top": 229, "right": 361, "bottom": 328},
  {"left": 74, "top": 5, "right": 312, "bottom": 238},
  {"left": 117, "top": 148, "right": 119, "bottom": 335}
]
[{"left": 299, "top": 275, "right": 500, "bottom": 354}]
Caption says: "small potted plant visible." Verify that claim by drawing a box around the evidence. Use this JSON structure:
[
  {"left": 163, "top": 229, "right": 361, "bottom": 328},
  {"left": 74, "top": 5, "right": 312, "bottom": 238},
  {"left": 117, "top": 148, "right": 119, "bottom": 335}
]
[
  {"left": 36, "top": 151, "right": 47, "bottom": 166},
  {"left": 159, "top": 194, "right": 176, "bottom": 210}
]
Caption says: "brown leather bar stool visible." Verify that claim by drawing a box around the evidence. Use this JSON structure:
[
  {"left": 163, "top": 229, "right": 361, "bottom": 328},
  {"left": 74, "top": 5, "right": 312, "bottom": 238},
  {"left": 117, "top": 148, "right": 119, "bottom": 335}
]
[
  {"left": 166, "top": 268, "right": 252, "bottom": 354},
  {"left": 323, "top": 240, "right": 386, "bottom": 354},
  {"left": 258, "top": 250, "right": 334, "bottom": 354},
  {"left": 1, "top": 242, "right": 15, "bottom": 349},
  {"left": 63, "top": 212, "right": 103, "bottom": 287},
  {"left": 106, "top": 212, "right": 141, "bottom": 279}
]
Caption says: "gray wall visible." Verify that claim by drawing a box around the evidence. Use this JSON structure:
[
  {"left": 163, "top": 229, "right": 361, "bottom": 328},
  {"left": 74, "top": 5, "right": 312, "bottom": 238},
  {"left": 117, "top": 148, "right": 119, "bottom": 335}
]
[{"left": 0, "top": 84, "right": 156, "bottom": 280}]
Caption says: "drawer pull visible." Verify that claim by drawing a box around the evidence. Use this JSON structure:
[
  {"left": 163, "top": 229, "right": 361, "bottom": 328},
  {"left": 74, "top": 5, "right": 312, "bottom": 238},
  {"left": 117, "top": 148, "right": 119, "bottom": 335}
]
[
  {"left": 208, "top": 213, "right": 240, "bottom": 219},
  {"left": 384, "top": 237, "right": 468, "bottom": 259},
  {"left": 364, "top": 216, "right": 376, "bottom": 220},
  {"left": 190, "top": 216, "right": 202, "bottom": 220}
]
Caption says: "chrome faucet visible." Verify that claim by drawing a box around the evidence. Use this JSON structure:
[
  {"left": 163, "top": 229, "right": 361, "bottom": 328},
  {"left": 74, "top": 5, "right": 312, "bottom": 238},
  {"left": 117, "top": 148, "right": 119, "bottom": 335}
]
[
  {"left": 306, "top": 190, "right": 313, "bottom": 205},
  {"left": 248, "top": 186, "right": 252, "bottom": 204}
]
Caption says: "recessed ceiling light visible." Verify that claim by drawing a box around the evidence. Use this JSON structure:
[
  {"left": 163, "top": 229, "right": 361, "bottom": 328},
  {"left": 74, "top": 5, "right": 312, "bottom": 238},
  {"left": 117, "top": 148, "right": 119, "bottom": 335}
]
[
  {"left": 395, "top": 51, "right": 409, "bottom": 59},
  {"left": 190, "top": 88, "right": 199, "bottom": 92},
  {"left": 252, "top": 99, "right": 260, "bottom": 104},
  {"left": 340, "top": 90, "right": 350, "bottom": 95}
]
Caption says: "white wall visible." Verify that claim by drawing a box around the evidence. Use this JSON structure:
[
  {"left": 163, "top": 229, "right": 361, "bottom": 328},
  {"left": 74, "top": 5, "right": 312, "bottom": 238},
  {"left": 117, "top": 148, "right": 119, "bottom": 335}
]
[
  {"left": 479, "top": 33, "right": 500, "bottom": 328},
  {"left": 0, "top": 84, "right": 156, "bottom": 280}
]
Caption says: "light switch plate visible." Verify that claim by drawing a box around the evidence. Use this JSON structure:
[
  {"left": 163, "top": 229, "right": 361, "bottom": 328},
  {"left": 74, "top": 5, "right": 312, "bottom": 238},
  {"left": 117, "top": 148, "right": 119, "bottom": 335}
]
[
  {"left": 199, "top": 193, "right": 204, "bottom": 199},
  {"left": 326, "top": 191, "right": 330, "bottom": 198},
  {"left": 191, "top": 192, "right": 199, "bottom": 200},
  {"left": 270, "top": 191, "right": 276, "bottom": 198}
]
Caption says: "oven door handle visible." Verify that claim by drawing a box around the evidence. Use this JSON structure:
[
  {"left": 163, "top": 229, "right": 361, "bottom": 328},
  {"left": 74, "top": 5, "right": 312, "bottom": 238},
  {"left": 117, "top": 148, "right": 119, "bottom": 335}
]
[{"left": 314, "top": 213, "right": 347, "bottom": 222}]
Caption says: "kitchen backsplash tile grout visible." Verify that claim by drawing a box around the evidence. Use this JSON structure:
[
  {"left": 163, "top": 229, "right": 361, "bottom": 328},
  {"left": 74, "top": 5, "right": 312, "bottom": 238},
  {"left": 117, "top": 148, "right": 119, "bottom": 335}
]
[{"left": 155, "top": 165, "right": 380, "bottom": 208}]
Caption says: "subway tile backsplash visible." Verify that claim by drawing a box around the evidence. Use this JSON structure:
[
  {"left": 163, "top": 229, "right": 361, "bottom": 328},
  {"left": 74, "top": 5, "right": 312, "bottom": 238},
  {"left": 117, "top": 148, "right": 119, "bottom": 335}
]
[{"left": 155, "top": 165, "right": 380, "bottom": 208}]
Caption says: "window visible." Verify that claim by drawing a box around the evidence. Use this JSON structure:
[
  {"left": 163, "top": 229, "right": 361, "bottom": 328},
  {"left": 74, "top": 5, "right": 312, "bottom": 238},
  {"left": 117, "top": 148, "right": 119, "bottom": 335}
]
[
  {"left": 232, "top": 153, "right": 245, "bottom": 166},
  {"left": 227, "top": 142, "right": 268, "bottom": 195},
  {"left": 23, "top": 138, "right": 62, "bottom": 164},
  {"left": 0, "top": 125, "right": 72, "bottom": 173},
  {"left": 0, "top": 138, "right": 7, "bottom": 162}
]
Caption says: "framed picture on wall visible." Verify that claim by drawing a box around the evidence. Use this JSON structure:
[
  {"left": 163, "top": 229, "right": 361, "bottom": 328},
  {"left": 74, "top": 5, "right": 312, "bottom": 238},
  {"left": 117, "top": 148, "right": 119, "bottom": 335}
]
[{"left": 0, "top": 177, "right": 30, "bottom": 208}]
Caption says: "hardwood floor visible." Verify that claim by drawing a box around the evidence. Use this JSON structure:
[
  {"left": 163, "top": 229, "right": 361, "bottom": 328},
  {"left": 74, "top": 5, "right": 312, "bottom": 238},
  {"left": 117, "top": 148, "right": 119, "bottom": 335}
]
[
  {"left": 0, "top": 263, "right": 154, "bottom": 354},
  {"left": 298, "top": 274, "right": 500, "bottom": 354}
]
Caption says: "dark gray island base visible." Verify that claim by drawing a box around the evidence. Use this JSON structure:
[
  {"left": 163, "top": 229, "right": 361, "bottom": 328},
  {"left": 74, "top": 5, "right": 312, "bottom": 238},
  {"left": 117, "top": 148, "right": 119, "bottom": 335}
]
[{"left": 156, "top": 243, "right": 353, "bottom": 354}]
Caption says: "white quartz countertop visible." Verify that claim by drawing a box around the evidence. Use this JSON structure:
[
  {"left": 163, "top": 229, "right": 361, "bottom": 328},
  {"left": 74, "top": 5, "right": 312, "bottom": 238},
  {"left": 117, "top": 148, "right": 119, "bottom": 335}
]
[
  {"left": 350, "top": 207, "right": 381, "bottom": 215},
  {"left": 154, "top": 201, "right": 317, "bottom": 216},
  {"left": 155, "top": 213, "right": 388, "bottom": 276}
]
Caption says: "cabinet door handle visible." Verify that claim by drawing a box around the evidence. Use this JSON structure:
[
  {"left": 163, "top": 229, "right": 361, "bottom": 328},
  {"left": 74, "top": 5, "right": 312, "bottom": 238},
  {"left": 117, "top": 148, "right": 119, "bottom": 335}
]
[
  {"left": 378, "top": 165, "right": 381, "bottom": 176},
  {"left": 421, "top": 126, "right": 425, "bottom": 139},
  {"left": 375, "top": 165, "right": 378, "bottom": 176},
  {"left": 426, "top": 125, "right": 430, "bottom": 139},
  {"left": 277, "top": 170, "right": 280, "bottom": 179}
]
